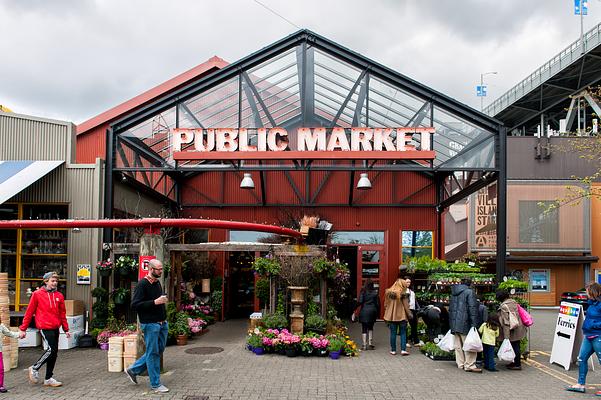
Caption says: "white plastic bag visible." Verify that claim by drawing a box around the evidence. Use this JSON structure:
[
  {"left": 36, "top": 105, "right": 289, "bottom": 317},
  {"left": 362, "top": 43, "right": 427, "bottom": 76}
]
[
  {"left": 462, "top": 327, "right": 483, "bottom": 352},
  {"left": 497, "top": 338, "right": 516, "bottom": 362},
  {"left": 437, "top": 330, "right": 455, "bottom": 352}
]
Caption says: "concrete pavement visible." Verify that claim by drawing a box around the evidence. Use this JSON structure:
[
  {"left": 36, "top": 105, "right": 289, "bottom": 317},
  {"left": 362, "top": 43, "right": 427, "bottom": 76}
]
[{"left": 1, "top": 309, "right": 597, "bottom": 399}]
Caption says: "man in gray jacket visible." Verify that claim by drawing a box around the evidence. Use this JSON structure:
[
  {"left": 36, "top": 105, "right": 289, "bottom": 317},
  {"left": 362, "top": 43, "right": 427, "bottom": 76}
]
[{"left": 448, "top": 278, "right": 481, "bottom": 373}]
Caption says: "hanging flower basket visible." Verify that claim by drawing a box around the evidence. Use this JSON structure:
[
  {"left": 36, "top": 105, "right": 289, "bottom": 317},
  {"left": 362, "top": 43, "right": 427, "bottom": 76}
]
[
  {"left": 98, "top": 269, "right": 112, "bottom": 277},
  {"left": 96, "top": 260, "right": 113, "bottom": 277}
]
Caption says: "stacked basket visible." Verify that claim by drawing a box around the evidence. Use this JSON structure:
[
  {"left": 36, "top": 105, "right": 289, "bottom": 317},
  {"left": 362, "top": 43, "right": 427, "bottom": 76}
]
[{"left": 0, "top": 273, "right": 13, "bottom": 372}]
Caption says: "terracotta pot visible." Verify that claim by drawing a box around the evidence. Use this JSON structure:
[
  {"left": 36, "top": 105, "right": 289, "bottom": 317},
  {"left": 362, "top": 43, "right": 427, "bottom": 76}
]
[{"left": 176, "top": 334, "right": 188, "bottom": 346}]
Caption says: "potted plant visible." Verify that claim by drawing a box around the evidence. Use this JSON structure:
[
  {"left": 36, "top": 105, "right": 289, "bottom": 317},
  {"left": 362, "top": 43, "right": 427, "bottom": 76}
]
[
  {"left": 262, "top": 313, "right": 288, "bottom": 330},
  {"left": 327, "top": 336, "right": 345, "bottom": 359},
  {"left": 252, "top": 256, "right": 281, "bottom": 277},
  {"left": 305, "top": 314, "right": 326, "bottom": 334},
  {"left": 96, "top": 259, "right": 113, "bottom": 277},
  {"left": 115, "top": 256, "right": 137, "bottom": 276},
  {"left": 111, "top": 287, "right": 130, "bottom": 305},
  {"left": 96, "top": 329, "right": 112, "bottom": 350},
  {"left": 247, "top": 333, "right": 264, "bottom": 355},
  {"left": 173, "top": 311, "right": 191, "bottom": 345}
]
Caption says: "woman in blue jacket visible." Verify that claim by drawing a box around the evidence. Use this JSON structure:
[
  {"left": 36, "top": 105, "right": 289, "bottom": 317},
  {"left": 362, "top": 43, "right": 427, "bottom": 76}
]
[{"left": 566, "top": 282, "right": 601, "bottom": 394}]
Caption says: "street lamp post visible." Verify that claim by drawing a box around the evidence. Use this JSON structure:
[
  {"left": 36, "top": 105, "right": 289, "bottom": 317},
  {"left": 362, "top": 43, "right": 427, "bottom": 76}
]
[{"left": 480, "top": 71, "right": 497, "bottom": 112}]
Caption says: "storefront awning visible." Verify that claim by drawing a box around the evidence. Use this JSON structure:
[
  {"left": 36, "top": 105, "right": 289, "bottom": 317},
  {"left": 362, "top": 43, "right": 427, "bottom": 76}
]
[{"left": 0, "top": 160, "right": 63, "bottom": 204}]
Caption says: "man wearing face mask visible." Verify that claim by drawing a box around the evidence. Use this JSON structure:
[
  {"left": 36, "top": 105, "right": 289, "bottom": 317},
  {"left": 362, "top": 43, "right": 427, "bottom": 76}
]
[
  {"left": 19, "top": 271, "right": 69, "bottom": 388},
  {"left": 125, "top": 259, "right": 169, "bottom": 393}
]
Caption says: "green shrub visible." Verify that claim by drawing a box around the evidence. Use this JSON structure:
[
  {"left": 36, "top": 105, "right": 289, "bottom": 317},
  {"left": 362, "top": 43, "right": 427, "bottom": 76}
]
[
  {"left": 252, "top": 257, "right": 280, "bottom": 276},
  {"left": 498, "top": 279, "right": 529, "bottom": 292},
  {"left": 262, "top": 313, "right": 288, "bottom": 329},
  {"left": 210, "top": 290, "right": 223, "bottom": 315},
  {"left": 256, "top": 278, "right": 270, "bottom": 308},
  {"left": 305, "top": 314, "right": 326, "bottom": 332}
]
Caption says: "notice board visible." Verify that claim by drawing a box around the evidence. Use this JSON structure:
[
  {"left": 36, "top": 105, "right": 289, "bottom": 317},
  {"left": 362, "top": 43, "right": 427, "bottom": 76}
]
[{"left": 550, "top": 302, "right": 584, "bottom": 370}]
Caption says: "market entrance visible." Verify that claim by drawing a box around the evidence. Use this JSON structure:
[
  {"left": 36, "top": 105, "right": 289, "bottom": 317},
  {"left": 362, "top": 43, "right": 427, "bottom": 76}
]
[
  {"left": 330, "top": 241, "right": 386, "bottom": 317},
  {"left": 226, "top": 251, "right": 255, "bottom": 319}
]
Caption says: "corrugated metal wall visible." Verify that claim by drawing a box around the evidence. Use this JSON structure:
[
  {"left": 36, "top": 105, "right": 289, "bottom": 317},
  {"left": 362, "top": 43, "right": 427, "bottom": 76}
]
[
  {"left": 0, "top": 112, "right": 75, "bottom": 163},
  {"left": 76, "top": 124, "right": 107, "bottom": 164},
  {"left": 1, "top": 112, "right": 104, "bottom": 310}
]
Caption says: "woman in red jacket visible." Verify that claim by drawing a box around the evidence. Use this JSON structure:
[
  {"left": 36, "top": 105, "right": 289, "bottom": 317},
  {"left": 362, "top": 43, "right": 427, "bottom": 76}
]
[{"left": 19, "top": 272, "right": 69, "bottom": 388}]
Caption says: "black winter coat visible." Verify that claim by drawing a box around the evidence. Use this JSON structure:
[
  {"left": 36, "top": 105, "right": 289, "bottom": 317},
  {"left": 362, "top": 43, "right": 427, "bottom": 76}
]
[
  {"left": 448, "top": 284, "right": 478, "bottom": 335},
  {"left": 358, "top": 289, "right": 380, "bottom": 324}
]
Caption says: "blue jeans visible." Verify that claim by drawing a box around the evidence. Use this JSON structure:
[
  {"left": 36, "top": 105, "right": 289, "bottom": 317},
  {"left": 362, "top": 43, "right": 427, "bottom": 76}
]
[
  {"left": 129, "top": 322, "right": 169, "bottom": 388},
  {"left": 577, "top": 336, "right": 601, "bottom": 385},
  {"left": 389, "top": 321, "right": 407, "bottom": 352},
  {"left": 482, "top": 344, "right": 496, "bottom": 370}
]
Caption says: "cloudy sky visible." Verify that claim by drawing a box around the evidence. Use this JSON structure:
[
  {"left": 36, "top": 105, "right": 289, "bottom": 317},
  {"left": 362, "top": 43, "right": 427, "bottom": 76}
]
[{"left": 1, "top": 0, "right": 600, "bottom": 124}]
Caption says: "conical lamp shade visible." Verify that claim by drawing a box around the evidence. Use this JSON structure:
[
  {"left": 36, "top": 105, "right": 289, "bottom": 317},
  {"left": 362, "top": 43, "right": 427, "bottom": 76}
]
[
  {"left": 240, "top": 173, "right": 255, "bottom": 189},
  {"left": 357, "top": 173, "right": 371, "bottom": 190}
]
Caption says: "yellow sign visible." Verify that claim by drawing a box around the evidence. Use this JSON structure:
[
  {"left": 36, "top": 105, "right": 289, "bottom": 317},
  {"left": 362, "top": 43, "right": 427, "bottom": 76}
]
[{"left": 77, "top": 264, "right": 91, "bottom": 285}]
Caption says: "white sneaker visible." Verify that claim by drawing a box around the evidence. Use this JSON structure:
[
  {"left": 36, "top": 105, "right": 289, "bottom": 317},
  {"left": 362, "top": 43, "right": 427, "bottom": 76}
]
[
  {"left": 28, "top": 366, "right": 39, "bottom": 384},
  {"left": 43, "top": 377, "right": 62, "bottom": 387},
  {"left": 152, "top": 384, "right": 169, "bottom": 393}
]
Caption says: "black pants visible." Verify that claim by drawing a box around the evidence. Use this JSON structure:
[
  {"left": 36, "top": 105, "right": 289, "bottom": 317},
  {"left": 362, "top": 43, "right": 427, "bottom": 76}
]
[
  {"left": 361, "top": 322, "right": 374, "bottom": 334},
  {"left": 34, "top": 329, "right": 59, "bottom": 380},
  {"left": 408, "top": 309, "right": 419, "bottom": 344},
  {"left": 510, "top": 340, "right": 522, "bottom": 367}
]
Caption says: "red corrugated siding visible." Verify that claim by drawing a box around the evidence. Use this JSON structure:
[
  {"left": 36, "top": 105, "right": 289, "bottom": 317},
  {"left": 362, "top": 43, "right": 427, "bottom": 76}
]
[
  {"left": 183, "top": 205, "right": 436, "bottom": 289},
  {"left": 76, "top": 123, "right": 107, "bottom": 163}
]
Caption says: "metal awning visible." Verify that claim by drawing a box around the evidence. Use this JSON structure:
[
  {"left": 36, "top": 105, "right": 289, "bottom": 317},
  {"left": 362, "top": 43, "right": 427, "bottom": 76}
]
[{"left": 0, "top": 160, "right": 63, "bottom": 204}]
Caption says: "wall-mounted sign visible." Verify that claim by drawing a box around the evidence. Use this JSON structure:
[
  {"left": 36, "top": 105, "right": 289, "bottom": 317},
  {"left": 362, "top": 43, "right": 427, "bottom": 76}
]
[
  {"left": 138, "top": 255, "right": 156, "bottom": 281},
  {"left": 474, "top": 187, "right": 497, "bottom": 249},
  {"left": 171, "top": 127, "right": 435, "bottom": 160},
  {"left": 76, "top": 264, "right": 91, "bottom": 285}
]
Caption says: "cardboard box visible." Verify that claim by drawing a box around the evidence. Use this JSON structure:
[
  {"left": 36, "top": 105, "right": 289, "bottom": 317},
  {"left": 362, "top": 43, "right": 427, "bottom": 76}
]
[
  {"left": 43, "top": 329, "right": 83, "bottom": 350},
  {"left": 64, "top": 300, "right": 84, "bottom": 316},
  {"left": 59, "top": 315, "right": 84, "bottom": 333},
  {"left": 18, "top": 328, "right": 41, "bottom": 348}
]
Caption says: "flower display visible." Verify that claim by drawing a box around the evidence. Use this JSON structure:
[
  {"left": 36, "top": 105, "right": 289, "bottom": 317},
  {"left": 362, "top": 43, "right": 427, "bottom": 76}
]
[
  {"left": 96, "top": 260, "right": 113, "bottom": 271},
  {"left": 187, "top": 317, "right": 207, "bottom": 333},
  {"left": 96, "top": 329, "right": 136, "bottom": 344}
]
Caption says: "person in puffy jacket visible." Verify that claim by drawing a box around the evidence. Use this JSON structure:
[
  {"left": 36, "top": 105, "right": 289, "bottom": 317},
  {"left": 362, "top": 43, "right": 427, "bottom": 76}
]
[
  {"left": 566, "top": 282, "right": 601, "bottom": 394},
  {"left": 449, "top": 278, "right": 481, "bottom": 372},
  {"left": 19, "top": 272, "right": 69, "bottom": 388}
]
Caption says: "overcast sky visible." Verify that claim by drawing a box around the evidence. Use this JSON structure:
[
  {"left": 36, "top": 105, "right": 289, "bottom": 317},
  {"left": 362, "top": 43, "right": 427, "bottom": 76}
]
[{"left": 1, "top": 0, "right": 600, "bottom": 124}]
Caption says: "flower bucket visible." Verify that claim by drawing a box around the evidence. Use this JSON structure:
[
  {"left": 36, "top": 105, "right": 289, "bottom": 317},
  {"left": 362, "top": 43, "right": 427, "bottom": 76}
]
[
  {"left": 329, "top": 350, "right": 341, "bottom": 360},
  {"left": 302, "top": 349, "right": 313, "bottom": 357},
  {"left": 98, "top": 269, "right": 112, "bottom": 277},
  {"left": 99, "top": 342, "right": 109, "bottom": 351},
  {"left": 253, "top": 347, "right": 264, "bottom": 355},
  {"left": 285, "top": 348, "right": 297, "bottom": 357},
  {"left": 246, "top": 344, "right": 253, "bottom": 351},
  {"left": 176, "top": 335, "right": 188, "bottom": 346},
  {"left": 318, "top": 349, "right": 328, "bottom": 357}
]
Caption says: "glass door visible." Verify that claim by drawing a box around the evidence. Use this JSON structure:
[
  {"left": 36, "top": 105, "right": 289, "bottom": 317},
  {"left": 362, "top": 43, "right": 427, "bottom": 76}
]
[{"left": 356, "top": 244, "right": 385, "bottom": 299}]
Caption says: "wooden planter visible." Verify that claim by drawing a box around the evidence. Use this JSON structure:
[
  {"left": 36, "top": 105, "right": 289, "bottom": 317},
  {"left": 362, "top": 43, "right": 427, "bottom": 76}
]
[{"left": 176, "top": 335, "right": 188, "bottom": 346}]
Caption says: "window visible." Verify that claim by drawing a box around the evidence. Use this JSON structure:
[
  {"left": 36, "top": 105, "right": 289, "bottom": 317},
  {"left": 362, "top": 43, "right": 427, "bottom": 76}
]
[
  {"left": 529, "top": 269, "right": 550, "bottom": 292},
  {"left": 329, "top": 231, "right": 385, "bottom": 245},
  {"left": 519, "top": 201, "right": 558, "bottom": 244},
  {"left": 229, "top": 230, "right": 283, "bottom": 243},
  {"left": 401, "top": 231, "right": 433, "bottom": 263}
]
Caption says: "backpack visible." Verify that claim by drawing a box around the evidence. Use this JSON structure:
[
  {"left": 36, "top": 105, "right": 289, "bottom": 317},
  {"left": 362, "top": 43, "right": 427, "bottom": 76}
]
[
  {"left": 502, "top": 303, "right": 520, "bottom": 330},
  {"left": 517, "top": 304, "right": 534, "bottom": 327}
]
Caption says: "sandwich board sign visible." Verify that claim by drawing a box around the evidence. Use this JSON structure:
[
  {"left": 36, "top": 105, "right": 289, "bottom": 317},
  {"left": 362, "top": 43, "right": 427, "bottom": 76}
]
[{"left": 550, "top": 302, "right": 584, "bottom": 370}]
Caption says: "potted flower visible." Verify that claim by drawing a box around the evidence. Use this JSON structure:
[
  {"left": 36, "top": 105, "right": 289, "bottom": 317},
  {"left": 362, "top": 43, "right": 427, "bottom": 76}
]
[
  {"left": 327, "top": 336, "right": 345, "bottom": 359},
  {"left": 115, "top": 256, "right": 137, "bottom": 276},
  {"left": 188, "top": 317, "right": 207, "bottom": 335},
  {"left": 96, "top": 259, "right": 113, "bottom": 277},
  {"left": 111, "top": 287, "right": 130, "bottom": 305},
  {"left": 247, "top": 333, "right": 264, "bottom": 355},
  {"left": 96, "top": 329, "right": 112, "bottom": 350},
  {"left": 173, "top": 311, "right": 191, "bottom": 345}
]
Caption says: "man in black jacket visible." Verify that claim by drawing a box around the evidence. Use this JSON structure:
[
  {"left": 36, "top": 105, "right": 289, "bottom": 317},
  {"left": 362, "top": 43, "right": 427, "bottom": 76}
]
[
  {"left": 449, "top": 278, "right": 481, "bottom": 373},
  {"left": 125, "top": 259, "right": 169, "bottom": 393}
]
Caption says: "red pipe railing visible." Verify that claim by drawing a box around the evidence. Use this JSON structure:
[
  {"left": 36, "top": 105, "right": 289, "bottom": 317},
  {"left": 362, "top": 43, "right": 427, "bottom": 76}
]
[{"left": 0, "top": 218, "right": 302, "bottom": 239}]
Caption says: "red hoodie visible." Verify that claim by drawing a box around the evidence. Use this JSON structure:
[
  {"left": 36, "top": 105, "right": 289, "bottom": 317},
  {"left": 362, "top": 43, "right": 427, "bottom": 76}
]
[{"left": 19, "top": 287, "right": 68, "bottom": 332}]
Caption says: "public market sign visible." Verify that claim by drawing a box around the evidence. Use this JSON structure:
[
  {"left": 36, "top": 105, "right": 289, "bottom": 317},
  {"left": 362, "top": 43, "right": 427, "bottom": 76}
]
[{"left": 171, "top": 127, "right": 435, "bottom": 160}]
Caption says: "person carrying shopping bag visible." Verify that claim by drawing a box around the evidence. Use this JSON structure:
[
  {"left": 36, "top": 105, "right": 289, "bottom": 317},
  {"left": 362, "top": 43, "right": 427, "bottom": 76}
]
[
  {"left": 496, "top": 289, "right": 527, "bottom": 371},
  {"left": 449, "top": 278, "right": 481, "bottom": 372},
  {"left": 383, "top": 278, "right": 412, "bottom": 355}
]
